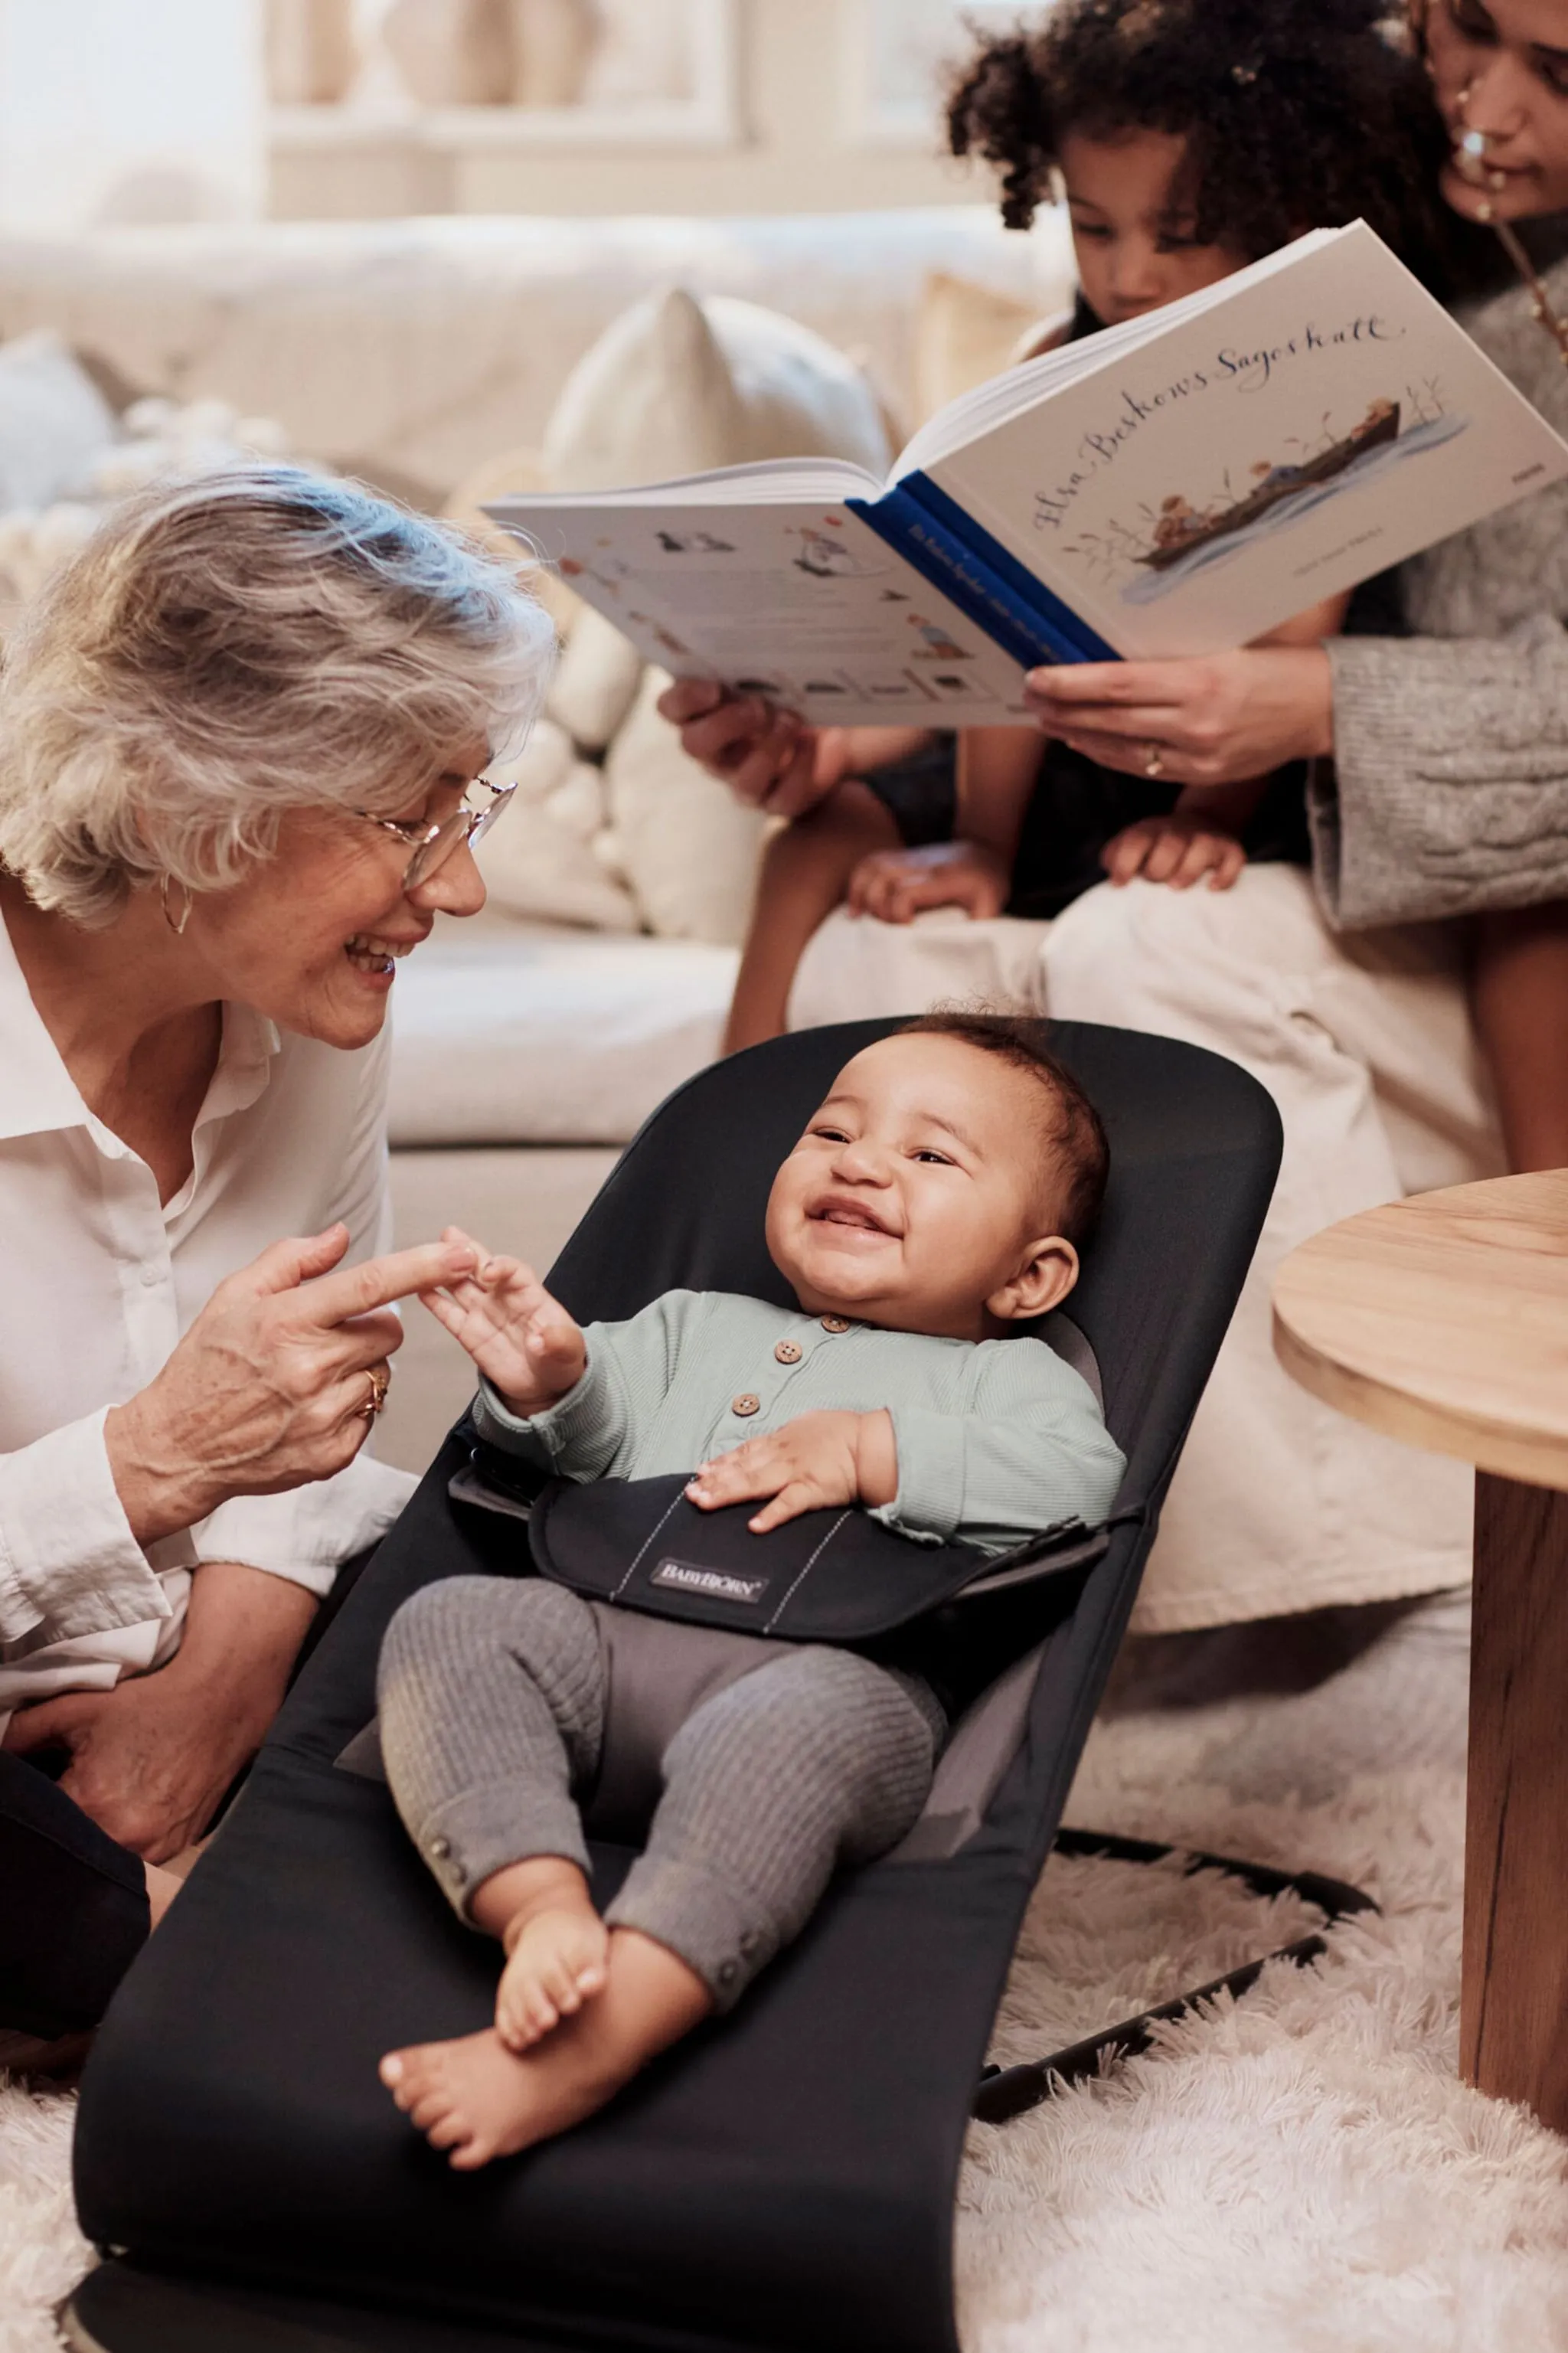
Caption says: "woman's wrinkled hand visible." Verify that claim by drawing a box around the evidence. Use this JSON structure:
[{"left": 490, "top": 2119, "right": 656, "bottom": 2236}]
[
  {"left": 419, "top": 1226, "right": 586, "bottom": 1418},
  {"left": 1023, "top": 645, "right": 1334, "bottom": 788},
  {"left": 847, "top": 838, "right": 1010, "bottom": 924},
  {"left": 686, "top": 1409, "right": 896, "bottom": 1533},
  {"left": 655, "top": 678, "right": 854, "bottom": 818},
  {"left": 105, "top": 1225, "right": 475, "bottom": 1544}
]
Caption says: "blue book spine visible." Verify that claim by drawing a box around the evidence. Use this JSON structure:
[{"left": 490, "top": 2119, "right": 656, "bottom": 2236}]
[
  {"left": 895, "top": 472, "right": 1121, "bottom": 666},
  {"left": 847, "top": 488, "right": 1089, "bottom": 671}
]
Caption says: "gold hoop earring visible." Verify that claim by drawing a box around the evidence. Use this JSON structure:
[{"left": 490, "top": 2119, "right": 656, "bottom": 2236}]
[{"left": 160, "top": 875, "right": 193, "bottom": 936}]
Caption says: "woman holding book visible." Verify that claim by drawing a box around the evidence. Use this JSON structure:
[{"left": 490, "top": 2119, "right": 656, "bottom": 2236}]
[
  {"left": 662, "top": 0, "right": 1561, "bottom": 1637},
  {"left": 1021, "top": 0, "right": 1568, "bottom": 1177}
]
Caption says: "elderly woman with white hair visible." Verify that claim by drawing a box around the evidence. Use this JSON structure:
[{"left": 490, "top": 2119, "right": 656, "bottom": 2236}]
[{"left": 0, "top": 466, "right": 553, "bottom": 2047}]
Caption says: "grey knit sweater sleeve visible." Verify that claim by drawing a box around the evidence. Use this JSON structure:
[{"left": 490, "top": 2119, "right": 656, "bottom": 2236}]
[
  {"left": 1315, "top": 616, "right": 1568, "bottom": 926},
  {"left": 1311, "top": 256, "right": 1568, "bottom": 930}
]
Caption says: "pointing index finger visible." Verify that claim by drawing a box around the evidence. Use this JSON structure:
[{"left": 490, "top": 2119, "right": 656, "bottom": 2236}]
[{"left": 302, "top": 1241, "right": 479, "bottom": 1327}]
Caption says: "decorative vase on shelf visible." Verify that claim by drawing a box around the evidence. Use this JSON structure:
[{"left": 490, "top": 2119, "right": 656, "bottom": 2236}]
[
  {"left": 381, "top": 0, "right": 515, "bottom": 107},
  {"left": 509, "top": 0, "right": 603, "bottom": 108},
  {"left": 265, "top": 0, "right": 358, "bottom": 106}
]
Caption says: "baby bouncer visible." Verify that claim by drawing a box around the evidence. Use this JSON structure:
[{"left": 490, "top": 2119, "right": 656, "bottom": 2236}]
[{"left": 67, "top": 1016, "right": 1360, "bottom": 2353}]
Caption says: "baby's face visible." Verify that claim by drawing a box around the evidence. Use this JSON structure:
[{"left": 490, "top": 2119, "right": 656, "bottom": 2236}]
[{"left": 765, "top": 1034, "right": 1078, "bottom": 1342}]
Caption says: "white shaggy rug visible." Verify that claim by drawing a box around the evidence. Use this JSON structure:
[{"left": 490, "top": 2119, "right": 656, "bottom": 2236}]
[{"left": 7, "top": 1591, "right": 1568, "bottom": 2353}]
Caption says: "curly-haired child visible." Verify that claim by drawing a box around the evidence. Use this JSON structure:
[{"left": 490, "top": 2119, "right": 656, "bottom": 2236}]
[{"left": 720, "top": 0, "right": 1472, "bottom": 1053}]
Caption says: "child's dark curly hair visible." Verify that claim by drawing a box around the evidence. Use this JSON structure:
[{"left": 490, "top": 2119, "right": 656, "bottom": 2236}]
[{"left": 948, "top": 0, "right": 1472, "bottom": 295}]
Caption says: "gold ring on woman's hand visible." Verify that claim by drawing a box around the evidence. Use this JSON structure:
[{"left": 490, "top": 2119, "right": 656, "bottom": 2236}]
[
  {"left": 361, "top": 1364, "right": 390, "bottom": 1420},
  {"left": 1142, "top": 742, "right": 1166, "bottom": 780}
]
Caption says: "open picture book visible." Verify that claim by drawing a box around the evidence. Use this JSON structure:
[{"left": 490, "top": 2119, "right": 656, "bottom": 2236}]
[{"left": 488, "top": 223, "right": 1568, "bottom": 726}]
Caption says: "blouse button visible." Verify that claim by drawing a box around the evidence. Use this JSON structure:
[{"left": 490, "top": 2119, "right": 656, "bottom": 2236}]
[
  {"left": 139, "top": 1263, "right": 162, "bottom": 1287},
  {"left": 731, "top": 1393, "right": 761, "bottom": 1418},
  {"left": 820, "top": 1315, "right": 851, "bottom": 1335},
  {"left": 773, "top": 1340, "right": 802, "bottom": 1365}
]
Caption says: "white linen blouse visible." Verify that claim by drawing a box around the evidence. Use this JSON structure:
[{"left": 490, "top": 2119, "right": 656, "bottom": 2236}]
[{"left": 0, "top": 913, "right": 416, "bottom": 1723}]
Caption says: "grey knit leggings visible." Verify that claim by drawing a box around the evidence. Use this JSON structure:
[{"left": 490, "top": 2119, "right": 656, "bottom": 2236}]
[{"left": 377, "top": 1577, "right": 942, "bottom": 2010}]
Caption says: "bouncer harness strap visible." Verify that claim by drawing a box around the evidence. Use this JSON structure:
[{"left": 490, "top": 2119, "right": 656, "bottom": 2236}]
[{"left": 454, "top": 1457, "right": 1109, "bottom": 1643}]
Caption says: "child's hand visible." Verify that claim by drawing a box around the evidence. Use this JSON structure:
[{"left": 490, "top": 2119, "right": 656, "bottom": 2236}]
[
  {"left": 419, "top": 1226, "right": 586, "bottom": 1417},
  {"left": 847, "top": 838, "right": 1009, "bottom": 925},
  {"left": 1102, "top": 812, "right": 1247, "bottom": 891},
  {"left": 686, "top": 1410, "right": 896, "bottom": 1533}
]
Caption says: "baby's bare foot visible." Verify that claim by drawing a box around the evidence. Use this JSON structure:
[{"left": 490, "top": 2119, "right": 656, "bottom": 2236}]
[
  {"left": 380, "top": 1930, "right": 713, "bottom": 2170},
  {"left": 379, "top": 2017, "right": 631, "bottom": 2170},
  {"left": 496, "top": 1905, "right": 609, "bottom": 2051}
]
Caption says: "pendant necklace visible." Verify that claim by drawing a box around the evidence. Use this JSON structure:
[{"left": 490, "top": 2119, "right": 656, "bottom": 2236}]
[{"left": 1454, "top": 97, "right": 1568, "bottom": 374}]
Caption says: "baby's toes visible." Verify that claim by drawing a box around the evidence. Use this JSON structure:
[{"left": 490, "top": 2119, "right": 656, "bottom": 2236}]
[
  {"left": 495, "top": 1992, "right": 544, "bottom": 2053},
  {"left": 380, "top": 2048, "right": 427, "bottom": 2110},
  {"left": 573, "top": 1936, "right": 609, "bottom": 1995},
  {"left": 425, "top": 2105, "right": 475, "bottom": 2152},
  {"left": 540, "top": 1956, "right": 586, "bottom": 2015},
  {"left": 408, "top": 2085, "right": 460, "bottom": 2133},
  {"left": 521, "top": 1982, "right": 560, "bottom": 2037}
]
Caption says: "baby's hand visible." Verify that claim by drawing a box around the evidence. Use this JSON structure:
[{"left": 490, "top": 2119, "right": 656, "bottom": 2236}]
[
  {"left": 419, "top": 1226, "right": 586, "bottom": 1416},
  {"left": 686, "top": 1409, "right": 894, "bottom": 1533},
  {"left": 847, "top": 838, "right": 1009, "bottom": 925},
  {"left": 1102, "top": 812, "right": 1246, "bottom": 892}
]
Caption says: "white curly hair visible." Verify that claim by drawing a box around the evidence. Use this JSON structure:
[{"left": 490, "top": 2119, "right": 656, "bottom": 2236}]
[{"left": 0, "top": 465, "right": 556, "bottom": 929}]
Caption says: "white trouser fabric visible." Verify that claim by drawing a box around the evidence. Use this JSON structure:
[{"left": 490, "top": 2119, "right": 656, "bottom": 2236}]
[{"left": 789, "top": 872, "right": 1500, "bottom": 1634}]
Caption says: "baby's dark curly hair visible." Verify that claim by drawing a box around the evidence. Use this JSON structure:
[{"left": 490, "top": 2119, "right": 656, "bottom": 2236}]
[{"left": 948, "top": 0, "right": 1472, "bottom": 295}]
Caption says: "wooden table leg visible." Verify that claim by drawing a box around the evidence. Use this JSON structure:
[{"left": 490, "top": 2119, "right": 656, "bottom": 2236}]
[{"left": 1463, "top": 1470, "right": 1568, "bottom": 2128}]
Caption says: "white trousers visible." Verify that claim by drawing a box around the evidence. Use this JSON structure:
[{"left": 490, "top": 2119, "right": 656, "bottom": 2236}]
[{"left": 789, "top": 871, "right": 1500, "bottom": 1634}]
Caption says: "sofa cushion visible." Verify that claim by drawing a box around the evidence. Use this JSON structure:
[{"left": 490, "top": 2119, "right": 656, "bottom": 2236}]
[
  {"left": 387, "top": 915, "right": 737, "bottom": 1146},
  {"left": 0, "top": 328, "right": 116, "bottom": 509}
]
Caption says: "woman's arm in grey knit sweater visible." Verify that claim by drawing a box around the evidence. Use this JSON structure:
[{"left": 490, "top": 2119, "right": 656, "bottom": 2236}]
[
  {"left": 1308, "top": 261, "right": 1568, "bottom": 933},
  {"left": 1311, "top": 616, "right": 1568, "bottom": 930}
]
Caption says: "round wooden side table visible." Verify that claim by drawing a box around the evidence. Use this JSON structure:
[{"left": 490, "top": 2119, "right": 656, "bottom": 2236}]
[{"left": 1274, "top": 1170, "right": 1568, "bottom": 2132}]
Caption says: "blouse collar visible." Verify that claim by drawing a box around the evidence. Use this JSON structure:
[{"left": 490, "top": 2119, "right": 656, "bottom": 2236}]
[{"left": 0, "top": 903, "right": 280, "bottom": 1148}]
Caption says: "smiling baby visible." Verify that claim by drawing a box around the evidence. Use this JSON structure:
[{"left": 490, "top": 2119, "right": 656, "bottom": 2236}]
[{"left": 375, "top": 1014, "right": 1125, "bottom": 2166}]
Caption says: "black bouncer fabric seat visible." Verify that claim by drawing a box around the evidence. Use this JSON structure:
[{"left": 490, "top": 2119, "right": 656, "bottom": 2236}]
[{"left": 70, "top": 1018, "right": 1282, "bottom": 2353}]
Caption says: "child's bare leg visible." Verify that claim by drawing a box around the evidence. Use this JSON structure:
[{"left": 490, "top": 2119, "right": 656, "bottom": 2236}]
[
  {"left": 380, "top": 1926, "right": 711, "bottom": 2170},
  {"left": 472, "top": 1855, "right": 608, "bottom": 2052},
  {"left": 724, "top": 779, "right": 900, "bottom": 1054},
  {"left": 1472, "top": 904, "right": 1568, "bottom": 1172}
]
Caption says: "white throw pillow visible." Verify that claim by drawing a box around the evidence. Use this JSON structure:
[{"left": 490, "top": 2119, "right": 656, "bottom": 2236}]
[
  {"left": 537, "top": 289, "right": 887, "bottom": 941},
  {"left": 0, "top": 332, "right": 117, "bottom": 511},
  {"left": 603, "top": 668, "right": 769, "bottom": 947},
  {"left": 478, "top": 717, "right": 641, "bottom": 933},
  {"left": 545, "top": 604, "right": 644, "bottom": 753},
  {"left": 542, "top": 286, "right": 891, "bottom": 492}
]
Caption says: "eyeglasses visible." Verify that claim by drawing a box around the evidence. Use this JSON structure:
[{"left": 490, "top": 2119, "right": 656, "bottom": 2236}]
[{"left": 352, "top": 779, "right": 516, "bottom": 892}]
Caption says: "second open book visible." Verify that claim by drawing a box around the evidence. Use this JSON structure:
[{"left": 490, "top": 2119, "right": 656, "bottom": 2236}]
[{"left": 489, "top": 224, "right": 1568, "bottom": 726}]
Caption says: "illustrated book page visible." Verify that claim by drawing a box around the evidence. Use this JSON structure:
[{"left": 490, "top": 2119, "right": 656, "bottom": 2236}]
[{"left": 488, "top": 470, "right": 1037, "bottom": 726}]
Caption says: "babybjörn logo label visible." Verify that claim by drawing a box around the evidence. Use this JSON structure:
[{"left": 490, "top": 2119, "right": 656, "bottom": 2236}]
[{"left": 650, "top": 1559, "right": 770, "bottom": 1606}]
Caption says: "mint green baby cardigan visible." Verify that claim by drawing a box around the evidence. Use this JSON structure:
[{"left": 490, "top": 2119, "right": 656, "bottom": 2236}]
[{"left": 473, "top": 1288, "right": 1125, "bottom": 1556}]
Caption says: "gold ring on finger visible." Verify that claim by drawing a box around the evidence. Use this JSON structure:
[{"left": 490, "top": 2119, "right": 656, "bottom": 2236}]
[
  {"left": 361, "top": 1364, "right": 390, "bottom": 1420},
  {"left": 1143, "top": 741, "right": 1166, "bottom": 780}
]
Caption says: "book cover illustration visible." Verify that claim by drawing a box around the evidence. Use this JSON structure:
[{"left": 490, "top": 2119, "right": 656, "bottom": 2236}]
[
  {"left": 923, "top": 224, "right": 1563, "bottom": 655},
  {"left": 1083, "top": 387, "right": 1468, "bottom": 605}
]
